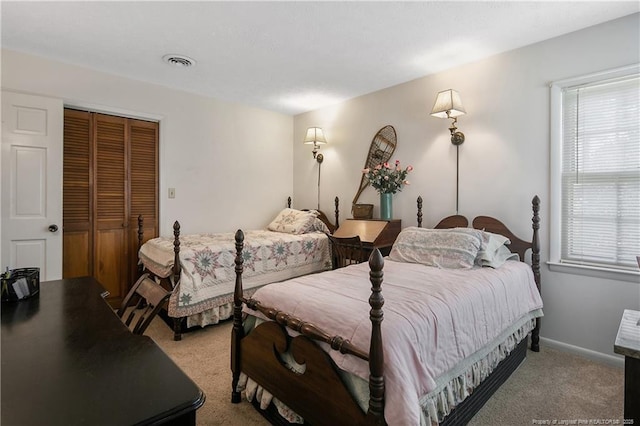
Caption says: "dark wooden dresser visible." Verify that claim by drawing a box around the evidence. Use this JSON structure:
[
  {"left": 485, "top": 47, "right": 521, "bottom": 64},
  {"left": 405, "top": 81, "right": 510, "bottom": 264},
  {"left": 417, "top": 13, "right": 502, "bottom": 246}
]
[{"left": 1, "top": 276, "right": 205, "bottom": 425}]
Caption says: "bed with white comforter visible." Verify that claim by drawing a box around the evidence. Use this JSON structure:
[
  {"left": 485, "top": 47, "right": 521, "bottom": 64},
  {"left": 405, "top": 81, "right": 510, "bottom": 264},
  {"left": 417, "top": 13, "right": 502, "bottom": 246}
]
[
  {"left": 231, "top": 199, "right": 544, "bottom": 425},
  {"left": 242, "top": 257, "right": 543, "bottom": 425}
]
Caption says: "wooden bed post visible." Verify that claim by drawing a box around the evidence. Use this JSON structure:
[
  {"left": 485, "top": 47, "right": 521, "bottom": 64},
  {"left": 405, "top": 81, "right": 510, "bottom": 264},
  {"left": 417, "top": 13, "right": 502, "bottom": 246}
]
[
  {"left": 172, "top": 220, "right": 183, "bottom": 341},
  {"left": 172, "top": 221, "right": 181, "bottom": 284},
  {"left": 530, "top": 195, "right": 541, "bottom": 352},
  {"left": 137, "top": 215, "right": 144, "bottom": 277},
  {"left": 231, "top": 229, "right": 245, "bottom": 404},
  {"left": 287, "top": 197, "right": 292, "bottom": 208},
  {"left": 334, "top": 196, "right": 340, "bottom": 229},
  {"left": 367, "top": 248, "right": 386, "bottom": 425},
  {"left": 417, "top": 196, "right": 423, "bottom": 228}
]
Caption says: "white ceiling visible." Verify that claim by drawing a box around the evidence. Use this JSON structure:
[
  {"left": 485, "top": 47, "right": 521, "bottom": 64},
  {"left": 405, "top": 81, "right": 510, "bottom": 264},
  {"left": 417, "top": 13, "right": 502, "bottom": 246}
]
[{"left": 2, "top": 1, "right": 638, "bottom": 115}]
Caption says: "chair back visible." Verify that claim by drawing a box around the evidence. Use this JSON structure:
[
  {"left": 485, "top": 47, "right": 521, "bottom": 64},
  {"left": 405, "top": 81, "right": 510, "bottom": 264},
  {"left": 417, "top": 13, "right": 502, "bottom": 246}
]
[
  {"left": 116, "top": 274, "right": 171, "bottom": 335},
  {"left": 327, "top": 234, "right": 366, "bottom": 269}
]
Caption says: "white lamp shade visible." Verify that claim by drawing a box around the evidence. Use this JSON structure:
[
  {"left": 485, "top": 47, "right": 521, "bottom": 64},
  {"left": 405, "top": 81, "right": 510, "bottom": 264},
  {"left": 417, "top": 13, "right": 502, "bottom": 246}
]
[
  {"left": 303, "top": 127, "right": 327, "bottom": 145},
  {"left": 430, "top": 89, "right": 466, "bottom": 118}
]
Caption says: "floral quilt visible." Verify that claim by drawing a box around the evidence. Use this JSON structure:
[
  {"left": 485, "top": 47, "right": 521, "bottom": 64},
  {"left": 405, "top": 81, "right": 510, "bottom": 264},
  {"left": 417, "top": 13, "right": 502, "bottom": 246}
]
[{"left": 139, "top": 230, "right": 332, "bottom": 319}]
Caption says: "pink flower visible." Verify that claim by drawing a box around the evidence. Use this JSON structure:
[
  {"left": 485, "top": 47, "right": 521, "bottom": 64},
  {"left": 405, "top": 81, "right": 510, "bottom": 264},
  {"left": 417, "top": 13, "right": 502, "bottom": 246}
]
[{"left": 363, "top": 160, "right": 413, "bottom": 194}]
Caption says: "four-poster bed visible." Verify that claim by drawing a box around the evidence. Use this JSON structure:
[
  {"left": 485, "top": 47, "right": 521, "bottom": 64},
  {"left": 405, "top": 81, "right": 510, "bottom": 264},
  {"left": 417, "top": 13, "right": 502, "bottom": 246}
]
[
  {"left": 137, "top": 197, "right": 340, "bottom": 340},
  {"left": 231, "top": 196, "right": 542, "bottom": 425}
]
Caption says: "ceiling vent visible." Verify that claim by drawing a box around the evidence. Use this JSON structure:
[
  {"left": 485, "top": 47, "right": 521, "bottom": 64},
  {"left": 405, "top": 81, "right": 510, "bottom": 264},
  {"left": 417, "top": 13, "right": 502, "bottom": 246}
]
[{"left": 162, "top": 54, "right": 196, "bottom": 68}]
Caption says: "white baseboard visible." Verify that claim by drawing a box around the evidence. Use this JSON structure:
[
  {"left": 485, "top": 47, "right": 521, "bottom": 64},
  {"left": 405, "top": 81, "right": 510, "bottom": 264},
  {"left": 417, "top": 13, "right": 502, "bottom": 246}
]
[{"left": 540, "top": 337, "right": 624, "bottom": 368}]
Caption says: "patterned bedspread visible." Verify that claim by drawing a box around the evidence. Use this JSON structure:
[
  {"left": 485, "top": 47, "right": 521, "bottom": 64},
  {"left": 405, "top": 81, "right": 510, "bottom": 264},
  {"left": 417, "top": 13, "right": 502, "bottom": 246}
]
[{"left": 139, "top": 230, "right": 332, "bottom": 319}]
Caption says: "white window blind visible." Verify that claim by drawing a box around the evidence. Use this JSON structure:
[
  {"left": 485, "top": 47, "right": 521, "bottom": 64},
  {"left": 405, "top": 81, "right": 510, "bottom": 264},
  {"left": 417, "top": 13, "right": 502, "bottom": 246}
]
[{"left": 560, "top": 74, "right": 640, "bottom": 270}]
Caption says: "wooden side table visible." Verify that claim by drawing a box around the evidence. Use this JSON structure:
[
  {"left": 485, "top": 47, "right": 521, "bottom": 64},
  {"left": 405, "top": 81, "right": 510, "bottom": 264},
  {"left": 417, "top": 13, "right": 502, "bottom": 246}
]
[{"left": 614, "top": 309, "right": 640, "bottom": 425}]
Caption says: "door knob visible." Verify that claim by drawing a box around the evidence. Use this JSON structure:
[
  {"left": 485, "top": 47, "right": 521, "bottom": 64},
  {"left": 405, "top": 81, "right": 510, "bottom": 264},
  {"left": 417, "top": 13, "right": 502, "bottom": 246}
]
[{"left": 48, "top": 224, "right": 59, "bottom": 232}]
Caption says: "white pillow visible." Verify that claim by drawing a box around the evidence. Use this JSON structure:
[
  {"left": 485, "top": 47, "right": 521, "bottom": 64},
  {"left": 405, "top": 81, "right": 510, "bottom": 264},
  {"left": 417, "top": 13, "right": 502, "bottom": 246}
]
[
  {"left": 478, "top": 231, "right": 519, "bottom": 268},
  {"left": 481, "top": 244, "right": 519, "bottom": 268},
  {"left": 267, "top": 208, "right": 318, "bottom": 234},
  {"left": 389, "top": 227, "right": 483, "bottom": 269}
]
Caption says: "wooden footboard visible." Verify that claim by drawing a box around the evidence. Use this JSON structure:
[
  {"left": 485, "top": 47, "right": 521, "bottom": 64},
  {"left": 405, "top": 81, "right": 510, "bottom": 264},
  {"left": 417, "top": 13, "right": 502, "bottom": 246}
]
[
  {"left": 231, "top": 229, "right": 386, "bottom": 426},
  {"left": 136, "top": 215, "right": 182, "bottom": 287},
  {"left": 137, "top": 216, "right": 185, "bottom": 340}
]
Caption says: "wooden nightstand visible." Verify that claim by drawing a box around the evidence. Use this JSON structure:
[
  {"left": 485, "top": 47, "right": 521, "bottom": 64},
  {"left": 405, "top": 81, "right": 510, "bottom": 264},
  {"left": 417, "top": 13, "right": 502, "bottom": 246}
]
[{"left": 333, "top": 219, "right": 401, "bottom": 256}]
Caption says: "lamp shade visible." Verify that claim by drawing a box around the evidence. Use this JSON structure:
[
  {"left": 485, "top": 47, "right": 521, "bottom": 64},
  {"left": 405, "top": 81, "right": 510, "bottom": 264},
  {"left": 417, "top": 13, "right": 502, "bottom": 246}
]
[
  {"left": 430, "top": 89, "right": 466, "bottom": 118},
  {"left": 303, "top": 127, "right": 327, "bottom": 145}
]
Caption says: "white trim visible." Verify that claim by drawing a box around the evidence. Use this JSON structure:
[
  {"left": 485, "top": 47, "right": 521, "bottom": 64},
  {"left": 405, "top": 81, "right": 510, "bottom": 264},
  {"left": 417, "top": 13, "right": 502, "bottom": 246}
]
[
  {"left": 548, "top": 63, "right": 640, "bottom": 271},
  {"left": 63, "top": 100, "right": 164, "bottom": 122},
  {"left": 547, "top": 261, "right": 640, "bottom": 283},
  {"left": 548, "top": 83, "right": 563, "bottom": 264},
  {"left": 540, "top": 337, "right": 624, "bottom": 368},
  {"left": 550, "top": 63, "right": 640, "bottom": 88}
]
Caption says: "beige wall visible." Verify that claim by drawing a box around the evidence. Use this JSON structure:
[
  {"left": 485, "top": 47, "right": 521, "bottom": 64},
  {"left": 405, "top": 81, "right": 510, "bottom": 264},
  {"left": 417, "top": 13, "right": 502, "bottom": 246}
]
[
  {"left": 1, "top": 13, "right": 637, "bottom": 361},
  {"left": 1, "top": 49, "right": 294, "bottom": 235},
  {"left": 293, "top": 13, "right": 640, "bottom": 361}
]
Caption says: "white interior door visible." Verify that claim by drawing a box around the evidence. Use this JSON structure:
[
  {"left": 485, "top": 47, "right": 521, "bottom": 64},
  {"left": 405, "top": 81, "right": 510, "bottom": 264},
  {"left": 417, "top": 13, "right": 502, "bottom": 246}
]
[{"left": 1, "top": 91, "right": 63, "bottom": 280}]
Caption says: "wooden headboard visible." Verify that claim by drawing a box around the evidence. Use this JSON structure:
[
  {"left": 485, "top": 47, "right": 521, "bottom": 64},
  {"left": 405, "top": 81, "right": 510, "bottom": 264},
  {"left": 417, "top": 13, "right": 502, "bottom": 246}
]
[
  {"left": 418, "top": 195, "right": 541, "bottom": 263},
  {"left": 289, "top": 196, "right": 340, "bottom": 234}
]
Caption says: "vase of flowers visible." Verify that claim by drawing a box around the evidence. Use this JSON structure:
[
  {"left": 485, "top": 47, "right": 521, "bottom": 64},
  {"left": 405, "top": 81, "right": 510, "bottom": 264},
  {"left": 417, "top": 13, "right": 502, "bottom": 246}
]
[
  {"left": 362, "top": 160, "right": 413, "bottom": 220},
  {"left": 379, "top": 192, "right": 393, "bottom": 220}
]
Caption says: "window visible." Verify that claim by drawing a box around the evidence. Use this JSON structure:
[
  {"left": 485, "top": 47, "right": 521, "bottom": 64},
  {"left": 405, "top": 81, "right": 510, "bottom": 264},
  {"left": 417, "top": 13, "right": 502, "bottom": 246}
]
[{"left": 550, "top": 65, "right": 639, "bottom": 275}]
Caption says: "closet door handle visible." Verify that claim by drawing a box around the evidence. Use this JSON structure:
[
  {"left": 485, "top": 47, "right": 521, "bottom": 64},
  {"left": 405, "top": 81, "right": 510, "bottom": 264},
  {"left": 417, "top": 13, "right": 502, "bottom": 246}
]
[{"left": 48, "top": 224, "right": 59, "bottom": 233}]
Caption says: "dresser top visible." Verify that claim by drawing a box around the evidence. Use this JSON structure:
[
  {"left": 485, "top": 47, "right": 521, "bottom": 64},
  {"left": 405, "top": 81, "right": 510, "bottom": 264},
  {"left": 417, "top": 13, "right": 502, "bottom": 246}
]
[
  {"left": 614, "top": 309, "right": 640, "bottom": 359},
  {"left": 333, "top": 219, "right": 401, "bottom": 247}
]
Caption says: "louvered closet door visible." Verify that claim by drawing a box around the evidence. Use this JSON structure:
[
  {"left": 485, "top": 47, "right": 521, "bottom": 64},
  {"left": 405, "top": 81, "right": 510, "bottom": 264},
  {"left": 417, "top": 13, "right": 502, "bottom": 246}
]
[
  {"left": 94, "top": 114, "right": 128, "bottom": 301},
  {"left": 129, "top": 119, "right": 159, "bottom": 283},
  {"left": 63, "top": 110, "right": 158, "bottom": 305},
  {"left": 63, "top": 110, "right": 92, "bottom": 278}
]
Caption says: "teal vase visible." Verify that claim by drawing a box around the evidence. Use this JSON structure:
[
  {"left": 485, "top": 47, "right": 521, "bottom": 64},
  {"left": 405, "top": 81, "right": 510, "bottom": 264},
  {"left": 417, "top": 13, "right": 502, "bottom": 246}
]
[{"left": 380, "top": 193, "right": 393, "bottom": 220}]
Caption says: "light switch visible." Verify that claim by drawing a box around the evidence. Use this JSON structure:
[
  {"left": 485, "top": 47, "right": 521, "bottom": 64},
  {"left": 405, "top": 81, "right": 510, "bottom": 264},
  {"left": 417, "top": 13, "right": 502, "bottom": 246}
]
[{"left": 168, "top": 188, "right": 176, "bottom": 199}]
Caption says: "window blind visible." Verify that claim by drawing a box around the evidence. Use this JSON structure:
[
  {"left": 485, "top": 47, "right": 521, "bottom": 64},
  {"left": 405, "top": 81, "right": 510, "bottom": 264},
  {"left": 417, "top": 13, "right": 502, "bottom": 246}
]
[{"left": 561, "top": 74, "right": 640, "bottom": 269}]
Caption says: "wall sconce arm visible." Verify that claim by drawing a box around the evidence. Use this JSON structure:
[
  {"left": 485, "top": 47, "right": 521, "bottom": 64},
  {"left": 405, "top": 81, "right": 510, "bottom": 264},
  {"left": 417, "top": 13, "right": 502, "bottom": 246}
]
[{"left": 448, "top": 115, "right": 465, "bottom": 146}]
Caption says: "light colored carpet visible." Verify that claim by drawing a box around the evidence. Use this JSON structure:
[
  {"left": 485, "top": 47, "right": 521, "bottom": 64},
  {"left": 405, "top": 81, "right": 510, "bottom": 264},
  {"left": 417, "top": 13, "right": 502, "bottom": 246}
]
[{"left": 146, "top": 317, "right": 625, "bottom": 425}]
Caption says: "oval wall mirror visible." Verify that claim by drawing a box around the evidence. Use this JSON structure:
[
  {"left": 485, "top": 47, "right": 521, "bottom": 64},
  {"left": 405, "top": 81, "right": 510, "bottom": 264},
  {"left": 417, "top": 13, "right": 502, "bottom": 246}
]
[{"left": 352, "top": 125, "right": 397, "bottom": 210}]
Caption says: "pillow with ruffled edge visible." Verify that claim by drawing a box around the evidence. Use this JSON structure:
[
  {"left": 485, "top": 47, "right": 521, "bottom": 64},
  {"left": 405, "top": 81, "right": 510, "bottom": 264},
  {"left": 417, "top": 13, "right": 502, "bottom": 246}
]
[
  {"left": 481, "top": 244, "right": 519, "bottom": 268},
  {"left": 389, "top": 227, "right": 483, "bottom": 269},
  {"left": 267, "top": 208, "right": 318, "bottom": 234},
  {"left": 478, "top": 231, "right": 519, "bottom": 268}
]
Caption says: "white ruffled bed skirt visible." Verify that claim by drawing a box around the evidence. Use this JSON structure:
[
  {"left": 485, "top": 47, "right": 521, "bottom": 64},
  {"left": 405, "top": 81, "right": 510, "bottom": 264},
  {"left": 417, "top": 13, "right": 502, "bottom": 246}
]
[
  {"left": 236, "top": 318, "right": 537, "bottom": 426},
  {"left": 184, "top": 302, "right": 234, "bottom": 328},
  {"left": 422, "top": 318, "right": 536, "bottom": 425}
]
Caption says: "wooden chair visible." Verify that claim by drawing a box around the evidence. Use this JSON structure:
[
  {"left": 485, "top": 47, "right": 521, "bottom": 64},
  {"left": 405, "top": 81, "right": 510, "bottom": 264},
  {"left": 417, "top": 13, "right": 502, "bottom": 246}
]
[
  {"left": 326, "top": 234, "right": 367, "bottom": 269},
  {"left": 116, "top": 273, "right": 171, "bottom": 335}
]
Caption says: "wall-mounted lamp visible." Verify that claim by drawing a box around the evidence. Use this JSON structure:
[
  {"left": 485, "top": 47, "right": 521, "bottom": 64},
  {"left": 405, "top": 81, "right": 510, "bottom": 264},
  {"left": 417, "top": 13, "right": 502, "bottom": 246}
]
[
  {"left": 303, "top": 127, "right": 328, "bottom": 210},
  {"left": 430, "top": 89, "right": 466, "bottom": 145},
  {"left": 431, "top": 89, "right": 466, "bottom": 214},
  {"left": 303, "top": 127, "right": 327, "bottom": 163}
]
